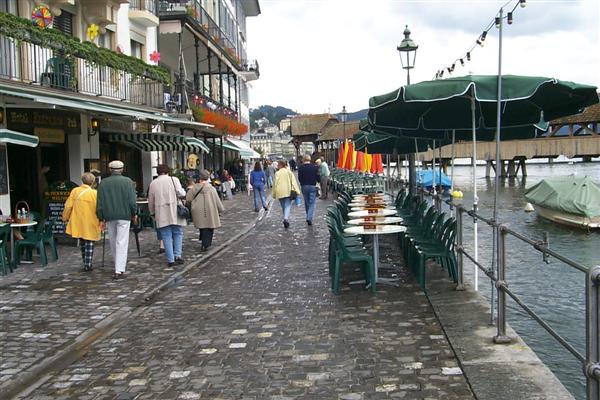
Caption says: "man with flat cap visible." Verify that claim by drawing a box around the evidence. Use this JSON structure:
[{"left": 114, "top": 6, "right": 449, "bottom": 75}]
[{"left": 96, "top": 160, "right": 137, "bottom": 279}]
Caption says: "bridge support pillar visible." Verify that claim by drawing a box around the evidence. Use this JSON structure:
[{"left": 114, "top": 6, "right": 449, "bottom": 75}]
[
  {"left": 507, "top": 160, "right": 516, "bottom": 177},
  {"left": 583, "top": 156, "right": 592, "bottom": 162},
  {"left": 518, "top": 158, "right": 527, "bottom": 177},
  {"left": 485, "top": 160, "right": 493, "bottom": 178},
  {"left": 499, "top": 160, "right": 508, "bottom": 177}
]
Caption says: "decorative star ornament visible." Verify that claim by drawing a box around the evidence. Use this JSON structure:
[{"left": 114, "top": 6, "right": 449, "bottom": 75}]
[{"left": 149, "top": 50, "right": 161, "bottom": 63}]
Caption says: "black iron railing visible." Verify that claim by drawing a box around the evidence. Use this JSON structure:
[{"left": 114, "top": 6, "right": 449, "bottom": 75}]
[
  {"left": 0, "top": 33, "right": 164, "bottom": 108},
  {"left": 129, "top": 0, "right": 158, "bottom": 14}
]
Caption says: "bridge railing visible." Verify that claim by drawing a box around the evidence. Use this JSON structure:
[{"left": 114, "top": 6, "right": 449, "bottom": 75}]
[{"left": 414, "top": 187, "right": 600, "bottom": 399}]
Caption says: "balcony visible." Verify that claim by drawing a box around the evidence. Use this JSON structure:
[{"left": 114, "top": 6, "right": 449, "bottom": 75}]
[
  {"left": 158, "top": 0, "right": 240, "bottom": 67},
  {"left": 239, "top": 59, "right": 259, "bottom": 81},
  {"left": 0, "top": 20, "right": 165, "bottom": 109},
  {"left": 129, "top": 0, "right": 159, "bottom": 27}
]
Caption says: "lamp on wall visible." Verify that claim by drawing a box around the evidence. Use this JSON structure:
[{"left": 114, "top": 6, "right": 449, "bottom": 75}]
[
  {"left": 0, "top": 108, "right": 4, "bottom": 124},
  {"left": 88, "top": 117, "right": 100, "bottom": 140}
]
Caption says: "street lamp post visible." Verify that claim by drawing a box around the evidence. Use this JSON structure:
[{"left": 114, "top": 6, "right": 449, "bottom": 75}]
[
  {"left": 397, "top": 25, "right": 418, "bottom": 194},
  {"left": 339, "top": 105, "right": 347, "bottom": 168}
]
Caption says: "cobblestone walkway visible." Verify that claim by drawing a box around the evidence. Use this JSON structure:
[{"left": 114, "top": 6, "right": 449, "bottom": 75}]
[
  {"left": 14, "top": 194, "right": 474, "bottom": 400},
  {"left": 0, "top": 190, "right": 260, "bottom": 389}
]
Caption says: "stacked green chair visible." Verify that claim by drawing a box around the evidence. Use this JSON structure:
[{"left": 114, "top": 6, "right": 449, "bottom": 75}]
[
  {"left": 41, "top": 219, "right": 58, "bottom": 261},
  {"left": 0, "top": 224, "right": 11, "bottom": 275},
  {"left": 412, "top": 219, "right": 458, "bottom": 290},
  {"left": 325, "top": 215, "right": 375, "bottom": 294}
]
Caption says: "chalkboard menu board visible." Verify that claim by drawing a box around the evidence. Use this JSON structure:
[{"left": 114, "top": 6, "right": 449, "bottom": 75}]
[
  {"left": 0, "top": 146, "right": 8, "bottom": 195},
  {"left": 43, "top": 181, "right": 77, "bottom": 234}
]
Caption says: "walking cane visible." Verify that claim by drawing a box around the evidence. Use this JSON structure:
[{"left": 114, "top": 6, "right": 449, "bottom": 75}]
[{"left": 101, "top": 222, "right": 106, "bottom": 268}]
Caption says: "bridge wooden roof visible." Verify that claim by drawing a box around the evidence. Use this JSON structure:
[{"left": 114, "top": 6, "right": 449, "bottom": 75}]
[
  {"left": 291, "top": 114, "right": 338, "bottom": 137},
  {"left": 550, "top": 101, "right": 600, "bottom": 125},
  {"left": 318, "top": 120, "right": 361, "bottom": 141}
]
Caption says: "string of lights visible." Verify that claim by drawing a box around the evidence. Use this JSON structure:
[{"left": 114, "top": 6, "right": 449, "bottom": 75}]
[{"left": 434, "top": 0, "right": 527, "bottom": 80}]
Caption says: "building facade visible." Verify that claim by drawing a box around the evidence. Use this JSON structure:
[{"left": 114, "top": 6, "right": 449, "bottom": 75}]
[{"left": 0, "top": 0, "right": 260, "bottom": 216}]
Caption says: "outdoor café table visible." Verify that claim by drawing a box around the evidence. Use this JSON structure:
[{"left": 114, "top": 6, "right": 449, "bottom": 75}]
[
  {"left": 344, "top": 224, "right": 407, "bottom": 287},
  {"left": 350, "top": 205, "right": 396, "bottom": 212},
  {"left": 9, "top": 220, "right": 37, "bottom": 265},
  {"left": 347, "top": 216, "right": 404, "bottom": 225},
  {"left": 347, "top": 209, "right": 397, "bottom": 218},
  {"left": 347, "top": 200, "right": 392, "bottom": 207}
]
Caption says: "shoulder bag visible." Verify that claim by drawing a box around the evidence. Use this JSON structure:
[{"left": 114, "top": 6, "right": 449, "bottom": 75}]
[
  {"left": 171, "top": 178, "right": 190, "bottom": 219},
  {"left": 288, "top": 171, "right": 298, "bottom": 200}
]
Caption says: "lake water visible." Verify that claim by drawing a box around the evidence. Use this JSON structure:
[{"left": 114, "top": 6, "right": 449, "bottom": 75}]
[{"left": 431, "top": 162, "right": 600, "bottom": 400}]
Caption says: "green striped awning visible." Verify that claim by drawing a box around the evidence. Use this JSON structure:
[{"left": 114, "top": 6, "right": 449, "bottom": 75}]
[
  {"left": 0, "top": 129, "right": 39, "bottom": 147},
  {"left": 109, "top": 133, "right": 210, "bottom": 153}
]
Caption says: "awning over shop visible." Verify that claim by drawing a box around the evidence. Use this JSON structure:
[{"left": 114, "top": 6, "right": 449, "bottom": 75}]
[
  {"left": 225, "top": 137, "right": 261, "bottom": 159},
  {"left": 109, "top": 133, "right": 210, "bottom": 153},
  {"left": 0, "top": 86, "right": 212, "bottom": 130},
  {"left": 0, "top": 129, "right": 39, "bottom": 147}
]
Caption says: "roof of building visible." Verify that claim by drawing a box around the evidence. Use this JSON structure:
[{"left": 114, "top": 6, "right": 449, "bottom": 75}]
[
  {"left": 550, "top": 99, "right": 600, "bottom": 125},
  {"left": 291, "top": 113, "right": 338, "bottom": 137},
  {"left": 317, "top": 120, "right": 361, "bottom": 141}
]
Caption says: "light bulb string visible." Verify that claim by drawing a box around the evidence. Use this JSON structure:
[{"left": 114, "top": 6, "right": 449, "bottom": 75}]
[{"left": 433, "top": 0, "right": 526, "bottom": 80}]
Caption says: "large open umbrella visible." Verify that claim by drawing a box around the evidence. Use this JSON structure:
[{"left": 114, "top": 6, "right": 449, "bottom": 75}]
[{"left": 369, "top": 74, "right": 598, "bottom": 290}]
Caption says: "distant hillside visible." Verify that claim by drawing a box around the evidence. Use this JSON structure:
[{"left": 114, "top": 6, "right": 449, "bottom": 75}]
[
  {"left": 250, "top": 105, "right": 297, "bottom": 128},
  {"left": 336, "top": 109, "right": 368, "bottom": 122}
]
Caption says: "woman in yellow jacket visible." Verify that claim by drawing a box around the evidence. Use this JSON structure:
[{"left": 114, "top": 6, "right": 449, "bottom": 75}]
[
  {"left": 272, "top": 160, "right": 300, "bottom": 229},
  {"left": 62, "top": 172, "right": 101, "bottom": 271}
]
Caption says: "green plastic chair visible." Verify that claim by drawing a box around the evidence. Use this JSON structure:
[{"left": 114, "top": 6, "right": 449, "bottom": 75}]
[
  {"left": 14, "top": 220, "right": 48, "bottom": 267},
  {"left": 42, "top": 219, "right": 58, "bottom": 261},
  {"left": 413, "top": 219, "right": 458, "bottom": 290},
  {"left": 0, "top": 224, "right": 11, "bottom": 274}
]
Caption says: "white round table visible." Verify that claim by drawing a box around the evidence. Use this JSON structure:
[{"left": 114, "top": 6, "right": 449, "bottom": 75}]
[
  {"left": 347, "top": 217, "right": 403, "bottom": 225},
  {"left": 344, "top": 224, "right": 407, "bottom": 286},
  {"left": 350, "top": 205, "right": 396, "bottom": 212},
  {"left": 347, "top": 201, "right": 391, "bottom": 207},
  {"left": 347, "top": 209, "right": 397, "bottom": 218}
]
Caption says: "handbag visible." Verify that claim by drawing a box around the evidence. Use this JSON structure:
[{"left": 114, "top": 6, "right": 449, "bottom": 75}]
[
  {"left": 288, "top": 171, "right": 298, "bottom": 200},
  {"left": 171, "top": 178, "right": 190, "bottom": 219}
]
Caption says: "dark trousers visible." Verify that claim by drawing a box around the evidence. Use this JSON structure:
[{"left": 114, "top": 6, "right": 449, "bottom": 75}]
[{"left": 199, "top": 228, "right": 214, "bottom": 249}]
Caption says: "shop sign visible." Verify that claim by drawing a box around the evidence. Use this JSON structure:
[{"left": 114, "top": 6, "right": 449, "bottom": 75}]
[
  {"left": 34, "top": 127, "right": 65, "bottom": 144},
  {"left": 7, "top": 108, "right": 80, "bottom": 135},
  {"left": 43, "top": 180, "right": 77, "bottom": 235}
]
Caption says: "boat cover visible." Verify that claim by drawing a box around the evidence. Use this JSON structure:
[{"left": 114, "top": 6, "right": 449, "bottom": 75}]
[
  {"left": 524, "top": 175, "right": 600, "bottom": 218},
  {"left": 417, "top": 169, "right": 452, "bottom": 189}
]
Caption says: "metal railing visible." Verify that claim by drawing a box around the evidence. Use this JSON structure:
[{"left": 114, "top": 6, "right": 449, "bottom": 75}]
[
  {"left": 0, "top": 33, "right": 164, "bottom": 108},
  {"left": 129, "top": 0, "right": 158, "bottom": 14},
  {"left": 418, "top": 188, "right": 600, "bottom": 399},
  {"left": 158, "top": 0, "right": 239, "bottom": 64}
]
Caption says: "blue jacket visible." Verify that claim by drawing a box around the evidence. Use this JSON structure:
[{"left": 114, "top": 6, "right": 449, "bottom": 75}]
[{"left": 250, "top": 170, "right": 266, "bottom": 188}]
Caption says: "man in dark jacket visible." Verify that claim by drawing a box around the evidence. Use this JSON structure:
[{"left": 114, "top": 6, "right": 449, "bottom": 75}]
[
  {"left": 96, "top": 160, "right": 137, "bottom": 279},
  {"left": 297, "top": 155, "right": 319, "bottom": 225}
]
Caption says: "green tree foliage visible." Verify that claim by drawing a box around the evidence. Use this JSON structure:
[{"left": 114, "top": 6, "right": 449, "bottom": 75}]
[{"left": 250, "top": 105, "right": 297, "bottom": 129}]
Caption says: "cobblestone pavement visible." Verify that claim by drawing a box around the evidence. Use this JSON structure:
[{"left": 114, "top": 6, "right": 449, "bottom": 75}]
[
  {"left": 0, "top": 190, "right": 261, "bottom": 389},
  {"left": 16, "top": 193, "right": 475, "bottom": 400}
]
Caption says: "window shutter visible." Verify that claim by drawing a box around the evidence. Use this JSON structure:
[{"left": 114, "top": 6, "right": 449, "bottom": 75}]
[{"left": 53, "top": 10, "right": 73, "bottom": 36}]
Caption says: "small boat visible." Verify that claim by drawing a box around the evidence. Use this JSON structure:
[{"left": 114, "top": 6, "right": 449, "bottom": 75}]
[
  {"left": 524, "top": 175, "right": 600, "bottom": 229},
  {"left": 417, "top": 169, "right": 452, "bottom": 189}
]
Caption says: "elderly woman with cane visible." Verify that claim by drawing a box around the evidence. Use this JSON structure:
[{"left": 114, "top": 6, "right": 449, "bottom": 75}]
[{"left": 62, "top": 172, "right": 101, "bottom": 272}]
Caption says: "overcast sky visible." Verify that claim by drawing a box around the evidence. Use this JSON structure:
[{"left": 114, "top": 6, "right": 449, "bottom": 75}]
[{"left": 246, "top": 0, "right": 599, "bottom": 115}]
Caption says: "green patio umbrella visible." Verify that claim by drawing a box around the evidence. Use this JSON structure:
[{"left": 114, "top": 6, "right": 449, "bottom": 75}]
[
  {"left": 353, "top": 129, "right": 433, "bottom": 155},
  {"left": 368, "top": 75, "right": 598, "bottom": 137}
]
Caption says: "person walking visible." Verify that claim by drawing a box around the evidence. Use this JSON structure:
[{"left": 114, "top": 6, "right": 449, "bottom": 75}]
[
  {"left": 297, "top": 155, "right": 319, "bottom": 225},
  {"left": 266, "top": 160, "right": 276, "bottom": 188},
  {"left": 62, "top": 172, "right": 101, "bottom": 272},
  {"left": 272, "top": 160, "right": 300, "bottom": 229},
  {"left": 148, "top": 164, "right": 187, "bottom": 268},
  {"left": 315, "top": 158, "right": 330, "bottom": 199},
  {"left": 96, "top": 160, "right": 137, "bottom": 279},
  {"left": 250, "top": 161, "right": 268, "bottom": 212},
  {"left": 186, "top": 170, "right": 224, "bottom": 252}
]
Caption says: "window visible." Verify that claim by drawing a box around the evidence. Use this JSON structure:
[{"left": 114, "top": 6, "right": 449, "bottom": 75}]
[
  {"left": 98, "top": 31, "right": 114, "bottom": 51},
  {"left": 131, "top": 40, "right": 143, "bottom": 59},
  {"left": 54, "top": 10, "right": 73, "bottom": 36}
]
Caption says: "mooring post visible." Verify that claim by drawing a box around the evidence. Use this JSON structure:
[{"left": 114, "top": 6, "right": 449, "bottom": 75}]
[
  {"left": 585, "top": 266, "right": 600, "bottom": 400},
  {"left": 494, "top": 224, "right": 512, "bottom": 344}
]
